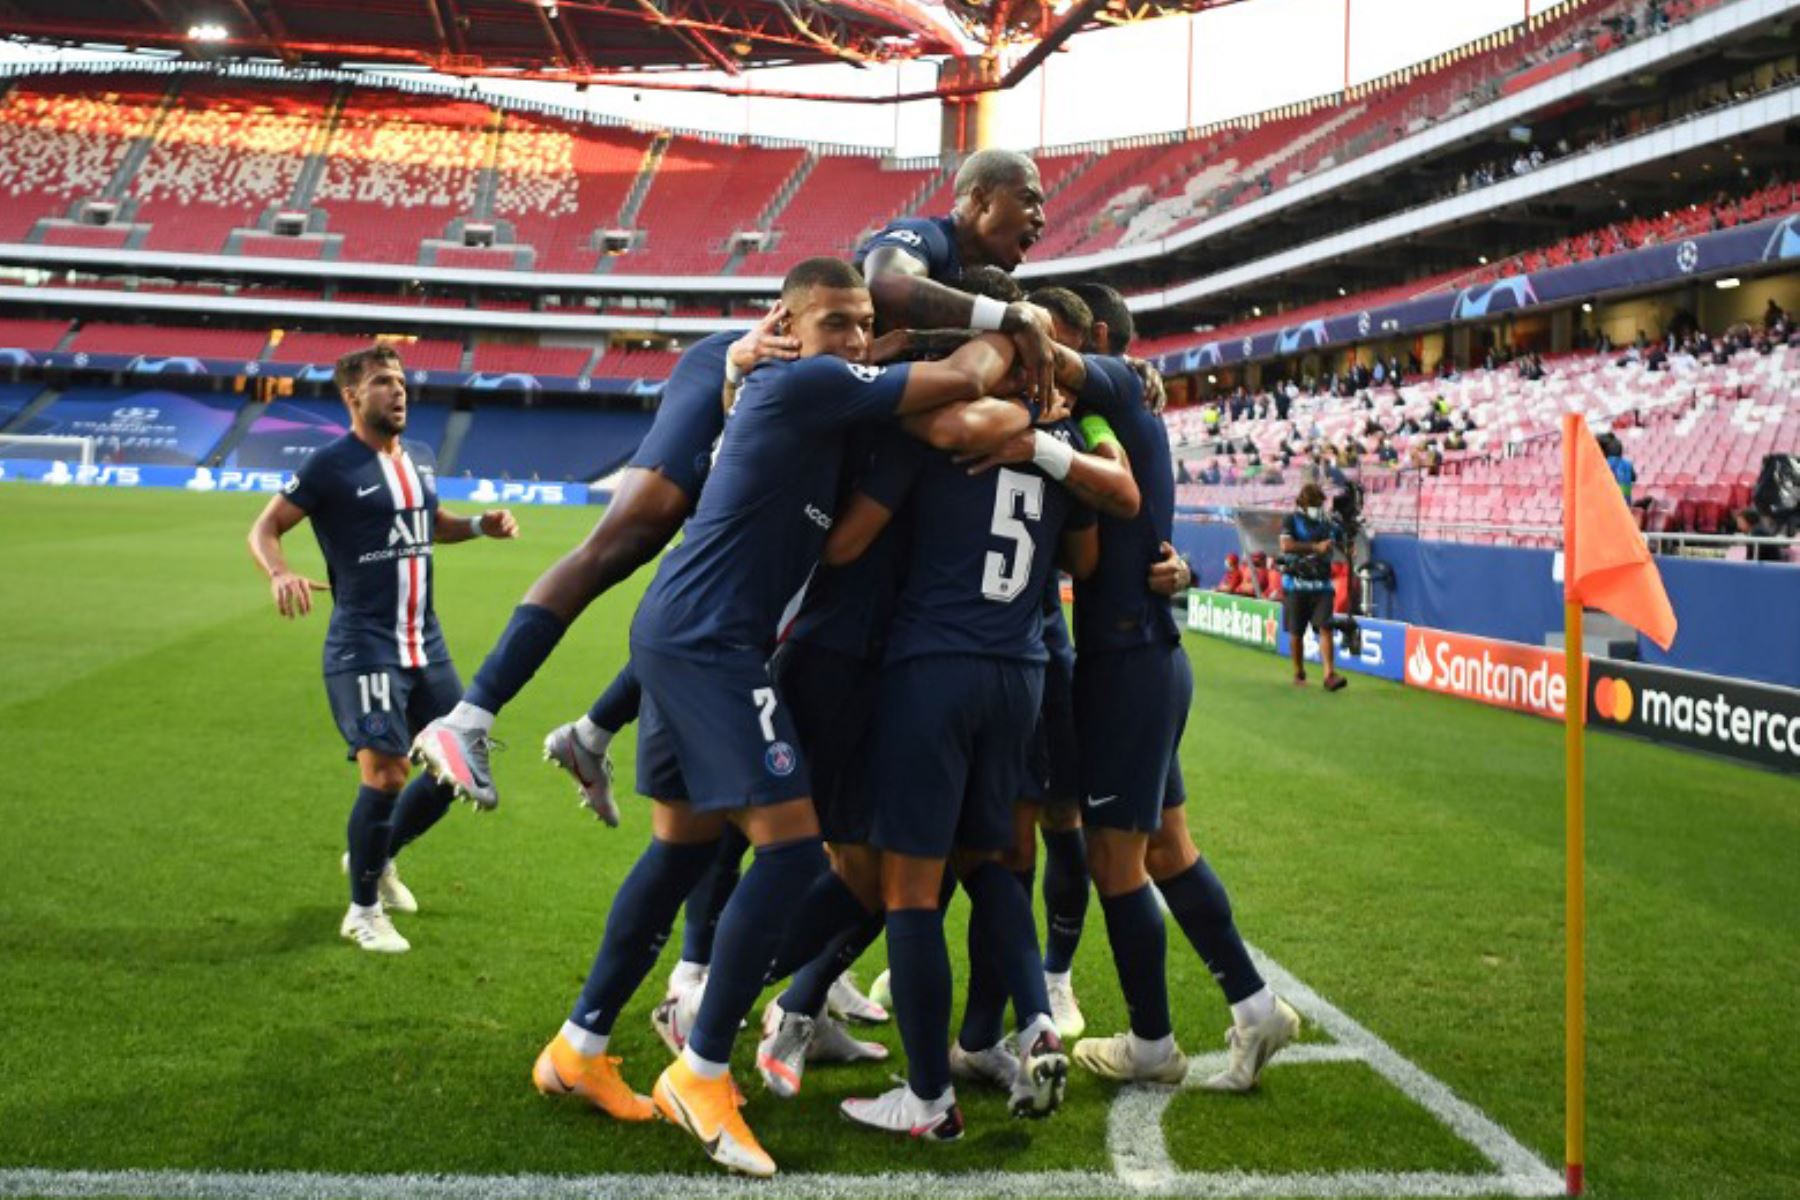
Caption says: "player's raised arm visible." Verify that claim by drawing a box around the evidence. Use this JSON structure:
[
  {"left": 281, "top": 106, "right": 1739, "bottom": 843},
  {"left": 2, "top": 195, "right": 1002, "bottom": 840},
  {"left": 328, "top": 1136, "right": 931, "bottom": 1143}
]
[
  {"left": 955, "top": 413, "right": 1141, "bottom": 519},
  {"left": 247, "top": 494, "right": 329, "bottom": 619},
  {"left": 437, "top": 508, "right": 519, "bottom": 545}
]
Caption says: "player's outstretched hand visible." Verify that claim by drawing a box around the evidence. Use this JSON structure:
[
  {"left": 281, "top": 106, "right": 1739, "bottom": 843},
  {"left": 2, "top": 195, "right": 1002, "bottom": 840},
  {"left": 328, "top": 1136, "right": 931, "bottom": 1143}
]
[
  {"left": 271, "top": 570, "right": 329, "bottom": 619},
  {"left": 1147, "top": 541, "right": 1193, "bottom": 596},
  {"left": 479, "top": 509, "right": 519, "bottom": 539},
  {"left": 1040, "top": 387, "right": 1074, "bottom": 427},
  {"left": 1125, "top": 356, "right": 1168, "bottom": 414},
  {"left": 729, "top": 301, "right": 799, "bottom": 375}
]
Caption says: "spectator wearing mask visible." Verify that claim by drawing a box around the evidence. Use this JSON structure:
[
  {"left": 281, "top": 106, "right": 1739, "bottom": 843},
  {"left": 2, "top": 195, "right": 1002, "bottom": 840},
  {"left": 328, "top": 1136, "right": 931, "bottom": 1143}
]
[
  {"left": 1218, "top": 552, "right": 1248, "bottom": 594},
  {"left": 1280, "top": 484, "right": 1345, "bottom": 691}
]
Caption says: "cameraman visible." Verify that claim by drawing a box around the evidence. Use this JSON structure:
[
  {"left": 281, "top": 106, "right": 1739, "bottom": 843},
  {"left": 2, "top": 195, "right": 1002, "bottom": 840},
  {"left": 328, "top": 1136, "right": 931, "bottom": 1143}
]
[{"left": 1280, "top": 483, "right": 1346, "bottom": 691}]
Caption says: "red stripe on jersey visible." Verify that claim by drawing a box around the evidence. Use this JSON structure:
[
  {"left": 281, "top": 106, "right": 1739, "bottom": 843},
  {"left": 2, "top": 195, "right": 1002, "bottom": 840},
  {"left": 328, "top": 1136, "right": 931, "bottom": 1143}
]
[{"left": 391, "top": 452, "right": 424, "bottom": 668}]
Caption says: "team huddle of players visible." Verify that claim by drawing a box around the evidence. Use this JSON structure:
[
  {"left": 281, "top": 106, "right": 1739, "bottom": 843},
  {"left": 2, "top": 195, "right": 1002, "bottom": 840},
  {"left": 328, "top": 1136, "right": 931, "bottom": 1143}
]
[{"left": 251, "top": 149, "right": 1299, "bottom": 1180}]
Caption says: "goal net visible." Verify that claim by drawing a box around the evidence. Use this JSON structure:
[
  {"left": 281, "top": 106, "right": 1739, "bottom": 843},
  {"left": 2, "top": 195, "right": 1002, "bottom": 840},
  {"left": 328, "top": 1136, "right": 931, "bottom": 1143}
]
[{"left": 0, "top": 435, "right": 95, "bottom": 466}]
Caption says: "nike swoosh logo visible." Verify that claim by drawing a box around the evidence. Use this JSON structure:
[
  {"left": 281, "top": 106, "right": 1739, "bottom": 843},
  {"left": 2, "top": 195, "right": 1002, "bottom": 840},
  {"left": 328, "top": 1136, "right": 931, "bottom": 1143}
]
[
  {"left": 1085, "top": 795, "right": 1120, "bottom": 807},
  {"left": 666, "top": 1086, "right": 723, "bottom": 1156},
  {"left": 357, "top": 484, "right": 382, "bottom": 497}
]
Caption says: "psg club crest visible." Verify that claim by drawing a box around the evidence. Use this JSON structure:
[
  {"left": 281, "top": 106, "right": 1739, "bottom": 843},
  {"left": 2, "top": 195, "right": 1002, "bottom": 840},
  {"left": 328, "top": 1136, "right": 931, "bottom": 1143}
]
[
  {"left": 764, "top": 741, "right": 797, "bottom": 778},
  {"left": 359, "top": 712, "right": 392, "bottom": 738}
]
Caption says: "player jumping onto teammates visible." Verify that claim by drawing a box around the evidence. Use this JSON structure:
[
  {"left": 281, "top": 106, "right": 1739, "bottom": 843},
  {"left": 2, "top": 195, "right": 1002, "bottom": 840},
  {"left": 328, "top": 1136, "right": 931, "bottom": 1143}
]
[{"left": 246, "top": 346, "right": 518, "bottom": 954}]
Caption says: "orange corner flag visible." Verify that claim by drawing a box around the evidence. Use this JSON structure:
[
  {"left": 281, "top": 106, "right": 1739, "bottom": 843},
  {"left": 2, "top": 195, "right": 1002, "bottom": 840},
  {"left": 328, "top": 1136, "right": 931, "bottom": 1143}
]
[{"left": 1561, "top": 413, "right": 1678, "bottom": 651}]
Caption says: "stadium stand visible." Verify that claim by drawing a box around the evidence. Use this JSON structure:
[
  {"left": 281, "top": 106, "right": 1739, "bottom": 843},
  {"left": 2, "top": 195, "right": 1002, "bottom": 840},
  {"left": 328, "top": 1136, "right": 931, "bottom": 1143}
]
[
  {"left": 0, "top": 74, "right": 163, "bottom": 242},
  {"left": 0, "top": 317, "right": 72, "bottom": 352},
  {"left": 264, "top": 331, "right": 463, "bottom": 369},
  {"left": 623, "top": 139, "right": 805, "bottom": 274},
  {"left": 0, "top": 382, "right": 43, "bottom": 427},
  {"left": 470, "top": 344, "right": 595, "bottom": 377},
  {"left": 127, "top": 78, "right": 334, "bottom": 255},
  {"left": 491, "top": 117, "right": 652, "bottom": 273},
  {"left": 452, "top": 406, "right": 652, "bottom": 482},
  {"left": 225, "top": 398, "right": 350, "bottom": 468},
  {"left": 67, "top": 321, "right": 271, "bottom": 361},
  {"left": 762, "top": 156, "right": 941, "bottom": 268},
  {"left": 312, "top": 90, "right": 491, "bottom": 263},
  {"left": 593, "top": 346, "right": 683, "bottom": 382}
]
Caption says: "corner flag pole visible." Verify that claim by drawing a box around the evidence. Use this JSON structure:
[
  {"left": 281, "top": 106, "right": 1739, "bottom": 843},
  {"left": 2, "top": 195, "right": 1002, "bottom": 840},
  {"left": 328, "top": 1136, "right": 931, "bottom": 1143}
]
[{"left": 1561, "top": 413, "right": 1586, "bottom": 1197}]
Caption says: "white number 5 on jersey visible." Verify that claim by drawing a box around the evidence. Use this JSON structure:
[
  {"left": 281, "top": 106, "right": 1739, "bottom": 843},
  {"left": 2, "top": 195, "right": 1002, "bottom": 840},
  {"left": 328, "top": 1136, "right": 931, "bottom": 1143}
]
[{"left": 981, "top": 468, "right": 1043, "bottom": 603}]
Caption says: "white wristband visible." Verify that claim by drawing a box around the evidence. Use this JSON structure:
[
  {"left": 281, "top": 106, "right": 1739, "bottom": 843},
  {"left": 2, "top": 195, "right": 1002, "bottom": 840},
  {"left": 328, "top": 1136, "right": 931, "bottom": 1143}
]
[
  {"left": 1031, "top": 430, "right": 1075, "bottom": 481},
  {"left": 725, "top": 359, "right": 746, "bottom": 386},
  {"left": 469, "top": 515, "right": 487, "bottom": 538},
  {"left": 971, "top": 295, "right": 1008, "bottom": 332}
]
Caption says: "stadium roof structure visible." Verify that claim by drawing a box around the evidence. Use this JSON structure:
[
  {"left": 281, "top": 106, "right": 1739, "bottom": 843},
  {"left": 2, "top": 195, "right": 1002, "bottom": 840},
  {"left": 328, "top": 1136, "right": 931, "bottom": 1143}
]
[{"left": 2, "top": 0, "right": 1249, "bottom": 96}]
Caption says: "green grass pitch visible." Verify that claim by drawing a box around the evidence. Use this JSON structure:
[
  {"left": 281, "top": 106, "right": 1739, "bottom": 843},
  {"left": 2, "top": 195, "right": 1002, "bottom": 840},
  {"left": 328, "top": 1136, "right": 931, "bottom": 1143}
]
[{"left": 0, "top": 485, "right": 1795, "bottom": 1199}]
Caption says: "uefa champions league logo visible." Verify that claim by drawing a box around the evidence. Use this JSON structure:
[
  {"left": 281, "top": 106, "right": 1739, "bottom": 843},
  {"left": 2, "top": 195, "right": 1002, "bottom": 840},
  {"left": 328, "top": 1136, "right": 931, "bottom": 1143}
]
[
  {"left": 1676, "top": 240, "right": 1699, "bottom": 273},
  {"left": 1358, "top": 311, "right": 1372, "bottom": 337}
]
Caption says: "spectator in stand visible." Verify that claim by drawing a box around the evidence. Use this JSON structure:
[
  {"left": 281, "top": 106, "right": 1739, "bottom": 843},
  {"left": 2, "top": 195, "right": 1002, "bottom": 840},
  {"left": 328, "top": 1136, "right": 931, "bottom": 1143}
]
[
  {"left": 1732, "top": 507, "right": 1786, "bottom": 562},
  {"left": 1765, "top": 299, "right": 1788, "bottom": 330},
  {"left": 1601, "top": 432, "right": 1636, "bottom": 502},
  {"left": 1234, "top": 555, "right": 1262, "bottom": 597},
  {"left": 1376, "top": 435, "right": 1398, "bottom": 466},
  {"left": 1446, "top": 427, "right": 1468, "bottom": 452},
  {"left": 1217, "top": 552, "right": 1248, "bottom": 594},
  {"left": 1261, "top": 559, "right": 1284, "bottom": 602},
  {"left": 1199, "top": 459, "right": 1222, "bottom": 485}
]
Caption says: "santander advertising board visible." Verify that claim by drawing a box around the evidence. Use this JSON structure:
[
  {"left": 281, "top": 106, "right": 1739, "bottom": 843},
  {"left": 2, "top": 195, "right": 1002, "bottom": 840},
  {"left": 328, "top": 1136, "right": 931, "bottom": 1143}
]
[{"left": 1403, "top": 627, "right": 1579, "bottom": 722}]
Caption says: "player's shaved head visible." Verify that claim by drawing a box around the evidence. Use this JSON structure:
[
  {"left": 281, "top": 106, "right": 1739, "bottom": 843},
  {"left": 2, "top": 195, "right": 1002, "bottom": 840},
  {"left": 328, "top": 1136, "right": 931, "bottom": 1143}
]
[
  {"left": 954, "top": 149, "right": 1039, "bottom": 198},
  {"left": 951, "top": 149, "right": 1046, "bottom": 272},
  {"left": 1070, "top": 282, "right": 1135, "bottom": 355}
]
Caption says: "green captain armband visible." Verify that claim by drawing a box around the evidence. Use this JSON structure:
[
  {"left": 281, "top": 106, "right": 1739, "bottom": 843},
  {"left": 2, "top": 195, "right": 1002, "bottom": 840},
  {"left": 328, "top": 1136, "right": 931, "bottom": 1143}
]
[{"left": 1079, "top": 413, "right": 1122, "bottom": 453}]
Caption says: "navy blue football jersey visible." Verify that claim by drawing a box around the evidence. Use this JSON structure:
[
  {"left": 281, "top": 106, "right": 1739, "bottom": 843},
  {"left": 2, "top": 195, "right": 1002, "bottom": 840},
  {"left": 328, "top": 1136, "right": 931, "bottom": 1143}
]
[
  {"left": 855, "top": 216, "right": 962, "bottom": 283},
  {"left": 782, "top": 424, "right": 911, "bottom": 662},
  {"left": 874, "top": 422, "right": 1095, "bottom": 667},
  {"left": 631, "top": 355, "right": 913, "bottom": 660},
  {"left": 627, "top": 331, "right": 734, "bottom": 501},
  {"left": 283, "top": 434, "right": 448, "bottom": 672},
  {"left": 1071, "top": 355, "right": 1181, "bottom": 655}
]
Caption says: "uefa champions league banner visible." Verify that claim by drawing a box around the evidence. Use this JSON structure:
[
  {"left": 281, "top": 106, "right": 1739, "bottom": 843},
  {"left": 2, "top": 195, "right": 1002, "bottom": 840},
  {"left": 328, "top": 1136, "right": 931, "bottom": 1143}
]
[
  {"left": 0, "top": 351, "right": 641, "bottom": 398},
  {"left": 1156, "top": 211, "right": 1800, "bottom": 373},
  {"left": 0, "top": 458, "right": 590, "bottom": 505}
]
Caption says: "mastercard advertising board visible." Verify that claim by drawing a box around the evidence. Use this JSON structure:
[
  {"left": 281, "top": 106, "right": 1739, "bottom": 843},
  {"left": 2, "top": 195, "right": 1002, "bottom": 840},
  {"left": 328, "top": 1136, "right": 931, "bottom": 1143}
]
[
  {"left": 1402, "top": 627, "right": 1579, "bottom": 722},
  {"left": 1587, "top": 659, "right": 1800, "bottom": 773}
]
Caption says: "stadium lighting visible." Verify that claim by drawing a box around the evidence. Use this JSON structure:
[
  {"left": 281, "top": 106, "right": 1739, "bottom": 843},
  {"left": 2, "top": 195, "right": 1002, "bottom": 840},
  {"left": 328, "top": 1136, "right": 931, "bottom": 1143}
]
[
  {"left": 187, "top": 22, "right": 229, "bottom": 41},
  {"left": 1715, "top": 278, "right": 1741, "bottom": 290},
  {"left": 1207, "top": 374, "right": 1218, "bottom": 384},
  {"left": 1478, "top": 255, "right": 1488, "bottom": 265},
  {"left": 1581, "top": 302, "right": 1593, "bottom": 313},
  {"left": 1251, "top": 305, "right": 1262, "bottom": 317},
  {"left": 1337, "top": 287, "right": 1347, "bottom": 296}
]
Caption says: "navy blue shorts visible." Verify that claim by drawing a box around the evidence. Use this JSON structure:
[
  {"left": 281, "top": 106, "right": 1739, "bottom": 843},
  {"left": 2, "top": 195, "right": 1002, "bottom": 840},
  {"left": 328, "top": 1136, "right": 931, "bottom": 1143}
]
[
  {"left": 1021, "top": 641, "right": 1079, "bottom": 807},
  {"left": 770, "top": 638, "right": 878, "bottom": 845},
  {"left": 631, "top": 643, "right": 811, "bottom": 812},
  {"left": 1075, "top": 643, "right": 1192, "bottom": 833},
  {"left": 324, "top": 661, "right": 462, "bottom": 761},
  {"left": 870, "top": 655, "right": 1044, "bottom": 860}
]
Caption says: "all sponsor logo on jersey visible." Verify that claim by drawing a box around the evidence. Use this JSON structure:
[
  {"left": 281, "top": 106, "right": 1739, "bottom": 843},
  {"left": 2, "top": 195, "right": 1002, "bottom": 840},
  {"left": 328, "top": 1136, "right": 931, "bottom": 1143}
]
[
  {"left": 803, "top": 503, "right": 833, "bottom": 530},
  {"left": 846, "top": 364, "right": 884, "bottom": 383},
  {"left": 1403, "top": 627, "right": 1572, "bottom": 721},
  {"left": 882, "top": 228, "right": 924, "bottom": 247}
]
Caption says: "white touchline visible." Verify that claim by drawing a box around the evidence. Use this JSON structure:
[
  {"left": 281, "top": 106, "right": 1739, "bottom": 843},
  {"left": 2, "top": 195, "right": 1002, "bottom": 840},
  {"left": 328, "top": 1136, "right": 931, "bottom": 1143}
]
[{"left": 0, "top": 946, "right": 1563, "bottom": 1200}]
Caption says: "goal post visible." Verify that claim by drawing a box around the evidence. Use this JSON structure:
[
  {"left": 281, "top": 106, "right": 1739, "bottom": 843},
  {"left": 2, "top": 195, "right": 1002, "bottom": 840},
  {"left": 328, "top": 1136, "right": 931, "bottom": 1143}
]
[{"left": 0, "top": 435, "right": 95, "bottom": 466}]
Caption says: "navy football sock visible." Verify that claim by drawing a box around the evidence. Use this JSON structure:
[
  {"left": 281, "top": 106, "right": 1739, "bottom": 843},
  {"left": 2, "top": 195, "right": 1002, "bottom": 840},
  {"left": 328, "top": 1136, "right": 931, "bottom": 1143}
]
[
  {"left": 463, "top": 603, "right": 566, "bottom": 714},
  {"left": 1041, "top": 827, "right": 1090, "bottom": 974},
  {"left": 387, "top": 772, "right": 455, "bottom": 860},
  {"left": 568, "top": 837, "right": 718, "bottom": 1035},
  {"left": 346, "top": 785, "right": 398, "bottom": 906},
  {"left": 586, "top": 662, "right": 642, "bottom": 734},
  {"left": 782, "top": 909, "right": 884, "bottom": 1017},
  {"left": 887, "top": 906, "right": 953, "bottom": 1102},
  {"left": 958, "top": 913, "right": 1007, "bottom": 1052},
  {"left": 1099, "top": 883, "right": 1173, "bottom": 1041},
  {"left": 764, "top": 868, "right": 872, "bottom": 987},
  {"left": 963, "top": 861, "right": 1052, "bottom": 1034},
  {"left": 679, "top": 824, "right": 748, "bottom": 966},
  {"left": 1157, "top": 859, "right": 1266, "bottom": 1004},
  {"left": 686, "top": 837, "right": 827, "bottom": 1065}
]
